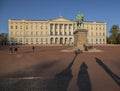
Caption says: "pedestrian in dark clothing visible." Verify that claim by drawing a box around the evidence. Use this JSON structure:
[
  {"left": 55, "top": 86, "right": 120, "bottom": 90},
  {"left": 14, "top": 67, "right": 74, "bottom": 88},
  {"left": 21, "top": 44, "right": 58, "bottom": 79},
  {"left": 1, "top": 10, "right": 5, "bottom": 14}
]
[
  {"left": 14, "top": 47, "right": 18, "bottom": 54},
  {"left": 74, "top": 50, "right": 78, "bottom": 55},
  {"left": 77, "top": 49, "right": 83, "bottom": 54},
  {"left": 32, "top": 46, "right": 35, "bottom": 52}
]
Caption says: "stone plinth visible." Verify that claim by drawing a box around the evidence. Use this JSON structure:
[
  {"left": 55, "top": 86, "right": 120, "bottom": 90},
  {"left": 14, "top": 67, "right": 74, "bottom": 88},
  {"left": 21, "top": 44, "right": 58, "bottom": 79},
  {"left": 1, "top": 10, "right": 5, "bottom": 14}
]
[
  {"left": 74, "top": 29, "right": 88, "bottom": 51},
  {"left": 61, "top": 29, "right": 102, "bottom": 53}
]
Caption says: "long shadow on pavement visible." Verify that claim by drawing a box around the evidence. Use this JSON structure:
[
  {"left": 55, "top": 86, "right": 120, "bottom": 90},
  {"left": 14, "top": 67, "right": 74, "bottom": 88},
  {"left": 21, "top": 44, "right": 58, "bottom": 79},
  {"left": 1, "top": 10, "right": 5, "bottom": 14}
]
[
  {"left": 1, "top": 60, "right": 60, "bottom": 78},
  {"left": 77, "top": 62, "right": 92, "bottom": 91},
  {"left": 96, "top": 57, "right": 120, "bottom": 86},
  {"left": 48, "top": 53, "right": 78, "bottom": 91},
  {"left": 0, "top": 53, "right": 79, "bottom": 91}
]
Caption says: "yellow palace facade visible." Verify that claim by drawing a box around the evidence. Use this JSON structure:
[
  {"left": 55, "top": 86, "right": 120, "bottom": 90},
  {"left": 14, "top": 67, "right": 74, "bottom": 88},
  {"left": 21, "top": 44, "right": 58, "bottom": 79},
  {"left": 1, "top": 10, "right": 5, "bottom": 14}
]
[{"left": 8, "top": 17, "right": 107, "bottom": 45}]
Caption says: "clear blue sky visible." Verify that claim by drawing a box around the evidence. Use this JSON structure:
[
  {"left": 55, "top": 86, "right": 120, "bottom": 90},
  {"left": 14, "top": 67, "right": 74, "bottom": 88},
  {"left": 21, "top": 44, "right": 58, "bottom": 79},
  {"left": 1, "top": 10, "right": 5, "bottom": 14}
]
[{"left": 0, "top": 0, "right": 120, "bottom": 36}]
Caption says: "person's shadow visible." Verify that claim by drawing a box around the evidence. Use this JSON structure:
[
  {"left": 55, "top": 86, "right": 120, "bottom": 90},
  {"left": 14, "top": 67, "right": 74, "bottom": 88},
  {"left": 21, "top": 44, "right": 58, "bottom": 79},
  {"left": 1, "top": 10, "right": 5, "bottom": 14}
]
[
  {"left": 96, "top": 57, "right": 120, "bottom": 86},
  {"left": 77, "top": 62, "right": 92, "bottom": 91},
  {"left": 48, "top": 53, "right": 79, "bottom": 91}
]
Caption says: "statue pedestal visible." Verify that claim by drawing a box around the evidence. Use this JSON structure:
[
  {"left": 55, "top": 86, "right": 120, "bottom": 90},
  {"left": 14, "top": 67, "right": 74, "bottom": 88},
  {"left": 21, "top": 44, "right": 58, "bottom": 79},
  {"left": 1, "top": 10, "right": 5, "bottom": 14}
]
[
  {"left": 74, "top": 29, "right": 88, "bottom": 51},
  {"left": 61, "top": 29, "right": 102, "bottom": 53}
]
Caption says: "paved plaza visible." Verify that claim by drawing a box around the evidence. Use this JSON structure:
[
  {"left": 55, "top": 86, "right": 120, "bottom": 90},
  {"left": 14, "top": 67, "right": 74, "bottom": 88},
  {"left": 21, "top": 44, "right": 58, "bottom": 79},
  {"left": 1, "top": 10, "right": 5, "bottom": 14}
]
[{"left": 0, "top": 45, "right": 120, "bottom": 91}]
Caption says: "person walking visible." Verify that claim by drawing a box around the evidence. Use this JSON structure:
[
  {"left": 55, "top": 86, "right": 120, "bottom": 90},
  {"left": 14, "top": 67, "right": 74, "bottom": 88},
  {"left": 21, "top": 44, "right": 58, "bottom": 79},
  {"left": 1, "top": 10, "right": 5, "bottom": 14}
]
[
  {"left": 14, "top": 47, "right": 18, "bottom": 54},
  {"left": 32, "top": 46, "right": 35, "bottom": 53}
]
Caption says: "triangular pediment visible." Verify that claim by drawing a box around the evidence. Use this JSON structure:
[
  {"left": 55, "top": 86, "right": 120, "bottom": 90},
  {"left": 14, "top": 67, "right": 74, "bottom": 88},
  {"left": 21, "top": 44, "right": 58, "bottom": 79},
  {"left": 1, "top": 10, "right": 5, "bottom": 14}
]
[{"left": 51, "top": 17, "right": 73, "bottom": 22}]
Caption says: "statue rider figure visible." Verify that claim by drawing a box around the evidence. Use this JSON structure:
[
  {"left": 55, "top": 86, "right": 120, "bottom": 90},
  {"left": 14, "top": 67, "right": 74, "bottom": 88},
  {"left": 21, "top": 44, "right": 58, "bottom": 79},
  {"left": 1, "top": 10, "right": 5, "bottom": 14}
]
[{"left": 76, "top": 12, "right": 84, "bottom": 29}]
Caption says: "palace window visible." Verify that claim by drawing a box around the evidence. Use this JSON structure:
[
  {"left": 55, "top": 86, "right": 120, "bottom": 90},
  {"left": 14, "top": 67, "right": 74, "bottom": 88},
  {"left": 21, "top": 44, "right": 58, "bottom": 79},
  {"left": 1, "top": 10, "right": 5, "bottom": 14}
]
[
  {"left": 50, "top": 32, "right": 53, "bottom": 35},
  {"left": 103, "top": 33, "right": 105, "bottom": 36},
  {"left": 64, "top": 32, "right": 67, "bottom": 35},
  {"left": 31, "top": 32, "right": 33, "bottom": 36},
  {"left": 41, "top": 38, "right": 43, "bottom": 44},
  {"left": 55, "top": 32, "right": 58, "bottom": 35},
  {"left": 11, "top": 26, "right": 13, "bottom": 29},
  {"left": 41, "top": 26, "right": 43, "bottom": 29},
  {"left": 26, "top": 25, "right": 28, "bottom": 29},
  {"left": 46, "top": 38, "right": 48, "bottom": 44},
  {"left": 96, "top": 33, "right": 98, "bottom": 36},
  {"left": 96, "top": 39, "right": 98, "bottom": 44},
  {"left": 19, "top": 38, "right": 22, "bottom": 42},
  {"left": 15, "top": 26, "right": 18, "bottom": 29},
  {"left": 103, "top": 39, "right": 105, "bottom": 42},
  {"left": 26, "top": 38, "right": 28, "bottom": 42},
  {"left": 36, "top": 31, "right": 38, "bottom": 36},
  {"left": 20, "top": 26, "right": 22, "bottom": 29},
  {"left": 46, "top": 31, "right": 48, "bottom": 35},
  {"left": 99, "top": 33, "right": 101, "bottom": 36},
  {"left": 91, "top": 27, "right": 93, "bottom": 30},
  {"left": 96, "top": 27, "right": 98, "bottom": 30},
  {"left": 99, "top": 39, "right": 101, "bottom": 44},
  {"left": 31, "top": 38, "right": 33, "bottom": 42},
  {"left": 60, "top": 32, "right": 62, "bottom": 35},
  {"left": 41, "top": 31, "right": 43, "bottom": 35},
  {"left": 36, "top": 38, "right": 38, "bottom": 42}
]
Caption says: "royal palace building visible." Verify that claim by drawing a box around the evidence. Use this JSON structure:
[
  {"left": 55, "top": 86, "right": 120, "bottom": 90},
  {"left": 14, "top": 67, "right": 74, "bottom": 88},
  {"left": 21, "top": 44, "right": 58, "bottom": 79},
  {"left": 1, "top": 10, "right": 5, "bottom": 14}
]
[{"left": 8, "top": 17, "right": 107, "bottom": 45}]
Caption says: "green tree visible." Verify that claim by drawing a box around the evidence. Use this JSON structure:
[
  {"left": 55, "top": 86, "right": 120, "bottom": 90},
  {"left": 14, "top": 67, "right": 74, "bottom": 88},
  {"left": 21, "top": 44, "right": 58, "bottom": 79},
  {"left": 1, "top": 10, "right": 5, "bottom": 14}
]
[
  {"left": 109, "top": 25, "right": 120, "bottom": 44},
  {"left": 116, "top": 33, "right": 120, "bottom": 44},
  {"left": 107, "top": 36, "right": 111, "bottom": 44},
  {"left": 0, "top": 33, "right": 8, "bottom": 45}
]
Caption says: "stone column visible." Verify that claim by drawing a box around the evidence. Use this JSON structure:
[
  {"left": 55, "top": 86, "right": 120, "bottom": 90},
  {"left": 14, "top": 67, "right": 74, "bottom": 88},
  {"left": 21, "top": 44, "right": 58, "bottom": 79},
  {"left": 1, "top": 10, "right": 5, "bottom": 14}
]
[
  {"left": 67, "top": 24, "right": 69, "bottom": 35},
  {"left": 62, "top": 24, "right": 65, "bottom": 35},
  {"left": 53, "top": 24, "right": 55, "bottom": 35},
  {"left": 57, "top": 24, "right": 59, "bottom": 35},
  {"left": 71, "top": 24, "right": 73, "bottom": 35}
]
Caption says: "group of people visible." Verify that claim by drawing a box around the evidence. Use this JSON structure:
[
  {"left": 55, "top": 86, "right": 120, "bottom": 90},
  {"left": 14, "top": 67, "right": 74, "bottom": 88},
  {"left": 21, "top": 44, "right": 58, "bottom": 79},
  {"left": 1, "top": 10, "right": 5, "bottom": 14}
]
[
  {"left": 9, "top": 46, "right": 35, "bottom": 54},
  {"left": 9, "top": 46, "right": 18, "bottom": 54},
  {"left": 74, "top": 49, "right": 83, "bottom": 55}
]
